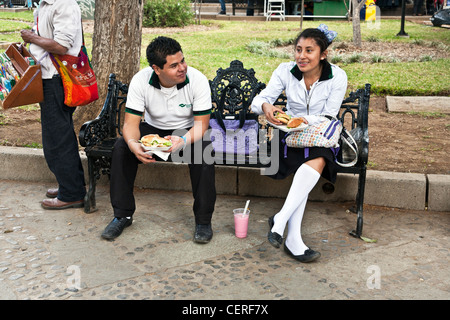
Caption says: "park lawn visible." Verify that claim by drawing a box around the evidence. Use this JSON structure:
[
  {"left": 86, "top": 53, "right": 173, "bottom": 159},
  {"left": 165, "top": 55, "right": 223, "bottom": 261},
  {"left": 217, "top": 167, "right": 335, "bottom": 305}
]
[
  {"left": 3, "top": 10, "right": 449, "bottom": 96},
  {"left": 141, "top": 20, "right": 450, "bottom": 95}
]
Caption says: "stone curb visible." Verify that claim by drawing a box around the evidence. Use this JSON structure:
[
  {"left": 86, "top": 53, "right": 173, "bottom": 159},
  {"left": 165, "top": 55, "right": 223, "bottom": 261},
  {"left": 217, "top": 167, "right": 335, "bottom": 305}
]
[{"left": 0, "top": 146, "right": 448, "bottom": 212}]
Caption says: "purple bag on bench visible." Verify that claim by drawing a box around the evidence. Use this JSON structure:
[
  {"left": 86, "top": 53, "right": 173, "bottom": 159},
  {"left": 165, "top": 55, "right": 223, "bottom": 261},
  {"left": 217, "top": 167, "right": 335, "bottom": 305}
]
[{"left": 210, "top": 119, "right": 259, "bottom": 155}]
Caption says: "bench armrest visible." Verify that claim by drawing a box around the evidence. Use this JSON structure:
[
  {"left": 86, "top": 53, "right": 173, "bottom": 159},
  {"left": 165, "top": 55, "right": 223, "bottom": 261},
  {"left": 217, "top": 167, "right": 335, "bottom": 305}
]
[
  {"left": 78, "top": 73, "right": 128, "bottom": 148},
  {"left": 339, "top": 84, "right": 371, "bottom": 166}
]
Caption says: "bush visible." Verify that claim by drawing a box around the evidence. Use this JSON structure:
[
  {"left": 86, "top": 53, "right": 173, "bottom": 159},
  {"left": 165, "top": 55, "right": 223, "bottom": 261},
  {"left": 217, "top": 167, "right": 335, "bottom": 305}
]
[{"left": 143, "top": 0, "right": 194, "bottom": 28}]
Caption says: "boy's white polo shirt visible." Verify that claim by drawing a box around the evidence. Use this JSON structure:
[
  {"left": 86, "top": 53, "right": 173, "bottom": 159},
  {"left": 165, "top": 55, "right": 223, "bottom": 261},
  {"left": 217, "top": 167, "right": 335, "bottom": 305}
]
[{"left": 125, "top": 66, "right": 212, "bottom": 130}]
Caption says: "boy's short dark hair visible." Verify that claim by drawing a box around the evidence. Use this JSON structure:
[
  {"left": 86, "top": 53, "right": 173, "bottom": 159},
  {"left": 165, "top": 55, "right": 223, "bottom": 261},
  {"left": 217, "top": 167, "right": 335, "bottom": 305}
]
[{"left": 146, "top": 36, "right": 183, "bottom": 69}]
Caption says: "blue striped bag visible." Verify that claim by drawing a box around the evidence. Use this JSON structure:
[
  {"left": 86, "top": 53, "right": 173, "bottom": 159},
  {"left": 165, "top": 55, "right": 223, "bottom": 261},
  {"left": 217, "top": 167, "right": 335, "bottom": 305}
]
[{"left": 285, "top": 117, "right": 342, "bottom": 148}]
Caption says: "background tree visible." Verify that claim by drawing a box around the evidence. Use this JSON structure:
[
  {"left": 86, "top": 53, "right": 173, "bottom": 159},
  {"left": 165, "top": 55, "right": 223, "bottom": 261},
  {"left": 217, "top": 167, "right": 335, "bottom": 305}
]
[
  {"left": 74, "top": 0, "right": 144, "bottom": 131},
  {"left": 351, "top": 0, "right": 366, "bottom": 48}
]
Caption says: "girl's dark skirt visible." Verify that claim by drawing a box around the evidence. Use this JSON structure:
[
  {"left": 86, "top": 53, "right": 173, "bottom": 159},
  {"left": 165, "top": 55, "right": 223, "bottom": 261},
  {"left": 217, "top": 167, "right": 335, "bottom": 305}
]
[{"left": 269, "top": 133, "right": 339, "bottom": 183}]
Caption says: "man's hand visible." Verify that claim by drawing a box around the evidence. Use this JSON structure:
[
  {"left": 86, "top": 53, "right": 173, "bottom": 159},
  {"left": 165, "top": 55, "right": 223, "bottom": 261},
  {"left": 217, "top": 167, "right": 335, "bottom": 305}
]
[
  {"left": 20, "top": 29, "right": 35, "bottom": 44},
  {"left": 165, "top": 135, "right": 185, "bottom": 153},
  {"left": 128, "top": 139, "right": 156, "bottom": 164}
]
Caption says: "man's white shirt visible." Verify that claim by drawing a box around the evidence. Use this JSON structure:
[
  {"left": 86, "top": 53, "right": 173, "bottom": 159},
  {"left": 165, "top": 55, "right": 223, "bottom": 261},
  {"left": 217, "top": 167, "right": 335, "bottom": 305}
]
[{"left": 126, "top": 66, "right": 212, "bottom": 130}]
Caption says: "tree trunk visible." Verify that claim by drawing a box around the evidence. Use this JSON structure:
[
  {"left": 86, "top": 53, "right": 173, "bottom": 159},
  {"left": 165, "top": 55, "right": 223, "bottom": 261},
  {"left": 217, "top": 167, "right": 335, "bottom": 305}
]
[
  {"left": 299, "top": 0, "right": 305, "bottom": 31},
  {"left": 351, "top": 0, "right": 366, "bottom": 48},
  {"left": 73, "top": 0, "right": 144, "bottom": 133},
  {"left": 194, "top": 0, "right": 203, "bottom": 24}
]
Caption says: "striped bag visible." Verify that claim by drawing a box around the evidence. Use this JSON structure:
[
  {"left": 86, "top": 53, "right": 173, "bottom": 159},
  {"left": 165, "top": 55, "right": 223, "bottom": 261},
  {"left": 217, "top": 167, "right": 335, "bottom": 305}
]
[{"left": 285, "top": 117, "right": 342, "bottom": 148}]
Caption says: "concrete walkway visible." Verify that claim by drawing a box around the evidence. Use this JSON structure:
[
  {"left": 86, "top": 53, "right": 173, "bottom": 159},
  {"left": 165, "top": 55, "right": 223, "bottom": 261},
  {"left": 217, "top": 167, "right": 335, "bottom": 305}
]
[{"left": 0, "top": 179, "right": 449, "bottom": 303}]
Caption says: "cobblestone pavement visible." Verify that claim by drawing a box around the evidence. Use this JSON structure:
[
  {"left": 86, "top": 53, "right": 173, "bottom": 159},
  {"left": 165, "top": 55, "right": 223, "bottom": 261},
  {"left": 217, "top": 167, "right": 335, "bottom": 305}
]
[{"left": 0, "top": 179, "right": 449, "bottom": 302}]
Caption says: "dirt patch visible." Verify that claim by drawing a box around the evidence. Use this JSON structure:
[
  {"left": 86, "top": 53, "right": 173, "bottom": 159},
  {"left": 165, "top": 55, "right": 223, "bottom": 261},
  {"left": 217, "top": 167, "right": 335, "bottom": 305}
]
[
  {"left": 329, "top": 40, "right": 449, "bottom": 62},
  {"left": 0, "top": 106, "right": 42, "bottom": 148},
  {"left": 1, "top": 96, "right": 448, "bottom": 175},
  {"left": 366, "top": 96, "right": 448, "bottom": 175}
]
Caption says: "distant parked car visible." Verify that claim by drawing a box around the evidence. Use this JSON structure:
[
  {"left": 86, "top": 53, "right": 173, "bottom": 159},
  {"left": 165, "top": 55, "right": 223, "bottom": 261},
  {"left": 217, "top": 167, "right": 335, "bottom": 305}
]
[{"left": 430, "top": 8, "right": 450, "bottom": 27}]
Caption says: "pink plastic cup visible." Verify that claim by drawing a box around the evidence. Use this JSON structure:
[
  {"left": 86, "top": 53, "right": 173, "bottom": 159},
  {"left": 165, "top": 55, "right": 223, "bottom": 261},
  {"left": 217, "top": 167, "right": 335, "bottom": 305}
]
[{"left": 233, "top": 208, "right": 250, "bottom": 238}]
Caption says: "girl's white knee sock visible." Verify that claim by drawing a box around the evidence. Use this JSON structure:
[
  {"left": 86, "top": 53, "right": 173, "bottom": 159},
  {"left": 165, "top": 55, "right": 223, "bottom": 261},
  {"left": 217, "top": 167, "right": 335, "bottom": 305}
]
[
  {"left": 271, "top": 163, "right": 320, "bottom": 242},
  {"left": 285, "top": 199, "right": 309, "bottom": 255}
]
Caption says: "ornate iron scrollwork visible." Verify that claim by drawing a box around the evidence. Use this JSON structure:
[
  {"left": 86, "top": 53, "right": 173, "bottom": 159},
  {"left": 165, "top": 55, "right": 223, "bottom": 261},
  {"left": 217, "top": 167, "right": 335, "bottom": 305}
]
[{"left": 210, "top": 60, "right": 265, "bottom": 115}]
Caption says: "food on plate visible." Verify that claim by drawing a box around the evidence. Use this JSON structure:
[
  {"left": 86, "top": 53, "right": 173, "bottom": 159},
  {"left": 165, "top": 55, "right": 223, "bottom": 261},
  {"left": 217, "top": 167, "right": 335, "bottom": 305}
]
[
  {"left": 274, "top": 112, "right": 291, "bottom": 124},
  {"left": 140, "top": 134, "right": 172, "bottom": 148},
  {"left": 287, "top": 117, "right": 306, "bottom": 128}
]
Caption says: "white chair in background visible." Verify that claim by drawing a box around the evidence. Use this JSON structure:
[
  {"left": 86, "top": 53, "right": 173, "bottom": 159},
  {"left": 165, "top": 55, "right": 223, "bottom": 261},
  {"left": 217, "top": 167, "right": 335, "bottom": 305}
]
[{"left": 266, "top": 0, "right": 285, "bottom": 21}]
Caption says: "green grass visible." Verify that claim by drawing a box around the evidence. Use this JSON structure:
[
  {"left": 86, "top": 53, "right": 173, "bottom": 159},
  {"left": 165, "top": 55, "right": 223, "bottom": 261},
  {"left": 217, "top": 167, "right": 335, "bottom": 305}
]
[
  {"left": 2, "top": 11, "right": 449, "bottom": 96},
  {"left": 0, "top": 11, "right": 34, "bottom": 22},
  {"left": 140, "top": 20, "right": 450, "bottom": 95},
  {"left": 0, "top": 19, "right": 30, "bottom": 33}
]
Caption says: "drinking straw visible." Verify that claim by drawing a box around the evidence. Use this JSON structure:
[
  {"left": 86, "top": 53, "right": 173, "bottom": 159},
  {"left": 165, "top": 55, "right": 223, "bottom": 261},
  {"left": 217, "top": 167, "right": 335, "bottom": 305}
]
[{"left": 243, "top": 200, "right": 250, "bottom": 215}]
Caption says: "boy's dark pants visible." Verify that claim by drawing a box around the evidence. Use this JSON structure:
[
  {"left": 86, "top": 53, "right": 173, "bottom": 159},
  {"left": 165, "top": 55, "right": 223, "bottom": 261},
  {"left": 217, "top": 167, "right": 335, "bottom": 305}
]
[{"left": 110, "top": 122, "right": 216, "bottom": 225}]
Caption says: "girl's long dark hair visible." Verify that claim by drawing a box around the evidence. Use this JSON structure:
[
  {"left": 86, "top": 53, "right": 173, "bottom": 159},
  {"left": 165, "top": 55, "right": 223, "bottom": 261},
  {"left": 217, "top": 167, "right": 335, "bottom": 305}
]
[{"left": 295, "top": 28, "right": 331, "bottom": 63}]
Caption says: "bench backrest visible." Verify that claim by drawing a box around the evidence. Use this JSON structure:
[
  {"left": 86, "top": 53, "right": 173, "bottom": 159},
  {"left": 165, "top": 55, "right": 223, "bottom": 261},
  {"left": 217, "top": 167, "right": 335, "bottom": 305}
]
[{"left": 209, "top": 60, "right": 266, "bottom": 121}]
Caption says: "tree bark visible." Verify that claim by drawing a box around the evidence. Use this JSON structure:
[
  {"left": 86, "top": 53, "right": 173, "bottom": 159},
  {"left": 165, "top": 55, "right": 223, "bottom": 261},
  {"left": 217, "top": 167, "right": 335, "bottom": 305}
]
[
  {"left": 352, "top": 0, "right": 366, "bottom": 48},
  {"left": 300, "top": 0, "right": 305, "bottom": 31},
  {"left": 74, "top": 0, "right": 144, "bottom": 133}
]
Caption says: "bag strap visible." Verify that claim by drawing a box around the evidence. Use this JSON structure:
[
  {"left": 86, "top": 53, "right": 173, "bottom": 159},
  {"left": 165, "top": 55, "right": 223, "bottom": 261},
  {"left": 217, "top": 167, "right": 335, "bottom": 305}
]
[{"left": 335, "top": 128, "right": 359, "bottom": 167}]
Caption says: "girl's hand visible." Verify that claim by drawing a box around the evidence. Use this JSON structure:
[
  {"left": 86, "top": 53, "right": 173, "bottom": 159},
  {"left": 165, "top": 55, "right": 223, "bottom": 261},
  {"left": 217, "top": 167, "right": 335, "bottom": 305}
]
[{"left": 262, "top": 103, "right": 285, "bottom": 125}]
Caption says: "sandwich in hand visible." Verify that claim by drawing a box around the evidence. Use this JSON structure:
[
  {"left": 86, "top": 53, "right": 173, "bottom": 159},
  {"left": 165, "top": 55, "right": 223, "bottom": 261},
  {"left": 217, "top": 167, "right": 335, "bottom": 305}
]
[
  {"left": 274, "top": 112, "right": 291, "bottom": 124},
  {"left": 274, "top": 112, "right": 306, "bottom": 128},
  {"left": 140, "top": 134, "right": 172, "bottom": 148}
]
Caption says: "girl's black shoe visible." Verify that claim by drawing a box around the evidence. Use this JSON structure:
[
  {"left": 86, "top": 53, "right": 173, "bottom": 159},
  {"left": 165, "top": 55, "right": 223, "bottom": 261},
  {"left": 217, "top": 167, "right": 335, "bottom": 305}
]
[
  {"left": 267, "top": 215, "right": 283, "bottom": 248},
  {"left": 284, "top": 244, "right": 321, "bottom": 263}
]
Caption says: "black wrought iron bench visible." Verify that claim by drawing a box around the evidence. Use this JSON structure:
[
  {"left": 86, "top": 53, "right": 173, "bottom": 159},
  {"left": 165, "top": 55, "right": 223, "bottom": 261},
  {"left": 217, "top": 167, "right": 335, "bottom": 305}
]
[
  {"left": 78, "top": 62, "right": 371, "bottom": 239},
  {"left": 78, "top": 74, "right": 128, "bottom": 213}
]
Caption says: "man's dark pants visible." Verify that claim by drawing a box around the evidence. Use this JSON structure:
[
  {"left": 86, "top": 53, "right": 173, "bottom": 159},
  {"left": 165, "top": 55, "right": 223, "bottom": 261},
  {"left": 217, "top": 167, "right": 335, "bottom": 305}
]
[
  {"left": 110, "top": 122, "right": 216, "bottom": 225},
  {"left": 40, "top": 75, "right": 86, "bottom": 202}
]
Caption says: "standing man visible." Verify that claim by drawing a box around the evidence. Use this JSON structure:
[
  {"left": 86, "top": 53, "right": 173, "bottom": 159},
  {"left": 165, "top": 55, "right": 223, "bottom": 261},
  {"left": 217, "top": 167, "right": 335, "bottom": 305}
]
[
  {"left": 413, "top": 0, "right": 424, "bottom": 15},
  {"left": 20, "top": 0, "right": 86, "bottom": 210},
  {"left": 101, "top": 36, "right": 216, "bottom": 243},
  {"left": 219, "top": 0, "right": 226, "bottom": 14}
]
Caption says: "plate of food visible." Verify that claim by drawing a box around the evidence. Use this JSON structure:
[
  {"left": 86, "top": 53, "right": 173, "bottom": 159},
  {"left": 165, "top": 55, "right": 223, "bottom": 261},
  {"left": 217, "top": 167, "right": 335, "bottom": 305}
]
[
  {"left": 140, "top": 134, "right": 173, "bottom": 152},
  {"left": 268, "top": 112, "right": 308, "bottom": 133}
]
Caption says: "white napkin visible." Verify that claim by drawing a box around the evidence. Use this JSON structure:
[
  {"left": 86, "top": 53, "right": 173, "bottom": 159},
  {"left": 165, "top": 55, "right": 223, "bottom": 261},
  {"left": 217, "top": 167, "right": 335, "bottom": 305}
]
[{"left": 145, "top": 150, "right": 170, "bottom": 161}]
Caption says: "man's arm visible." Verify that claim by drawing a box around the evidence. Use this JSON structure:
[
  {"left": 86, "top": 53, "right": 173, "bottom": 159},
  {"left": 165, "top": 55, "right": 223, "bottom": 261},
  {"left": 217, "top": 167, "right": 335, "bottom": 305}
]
[
  {"left": 167, "top": 114, "right": 210, "bottom": 152},
  {"left": 20, "top": 29, "right": 69, "bottom": 56}
]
